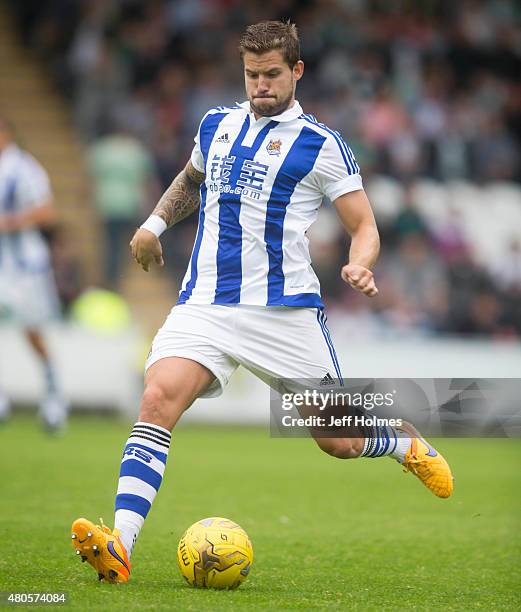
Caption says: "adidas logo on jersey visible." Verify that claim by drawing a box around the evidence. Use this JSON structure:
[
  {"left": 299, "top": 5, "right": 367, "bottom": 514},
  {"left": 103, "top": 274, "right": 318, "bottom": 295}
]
[
  {"left": 320, "top": 372, "right": 335, "bottom": 386},
  {"left": 216, "top": 133, "right": 229, "bottom": 143}
]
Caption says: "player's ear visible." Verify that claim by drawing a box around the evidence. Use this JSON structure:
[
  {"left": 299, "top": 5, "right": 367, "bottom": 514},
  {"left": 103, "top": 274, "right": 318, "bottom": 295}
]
[{"left": 293, "top": 60, "right": 304, "bottom": 81}]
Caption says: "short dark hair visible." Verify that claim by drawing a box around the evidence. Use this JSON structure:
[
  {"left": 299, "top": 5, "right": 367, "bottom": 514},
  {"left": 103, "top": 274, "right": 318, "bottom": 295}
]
[{"left": 239, "top": 20, "right": 300, "bottom": 68}]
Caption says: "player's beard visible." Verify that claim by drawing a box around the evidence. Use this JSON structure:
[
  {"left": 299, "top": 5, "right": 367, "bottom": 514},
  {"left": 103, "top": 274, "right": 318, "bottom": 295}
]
[{"left": 249, "top": 88, "right": 294, "bottom": 118}]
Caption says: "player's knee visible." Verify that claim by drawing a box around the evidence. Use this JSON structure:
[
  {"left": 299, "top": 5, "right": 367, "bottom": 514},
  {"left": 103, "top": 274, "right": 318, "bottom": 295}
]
[
  {"left": 316, "top": 437, "right": 361, "bottom": 459},
  {"left": 140, "top": 384, "right": 173, "bottom": 428}
]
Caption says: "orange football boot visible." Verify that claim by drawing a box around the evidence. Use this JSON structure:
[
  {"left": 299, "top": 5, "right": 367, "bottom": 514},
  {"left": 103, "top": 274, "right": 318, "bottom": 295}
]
[
  {"left": 71, "top": 518, "right": 131, "bottom": 583},
  {"left": 398, "top": 422, "right": 454, "bottom": 498}
]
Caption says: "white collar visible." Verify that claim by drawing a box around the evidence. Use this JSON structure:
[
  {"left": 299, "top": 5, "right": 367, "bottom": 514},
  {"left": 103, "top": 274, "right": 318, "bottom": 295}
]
[{"left": 237, "top": 99, "right": 303, "bottom": 122}]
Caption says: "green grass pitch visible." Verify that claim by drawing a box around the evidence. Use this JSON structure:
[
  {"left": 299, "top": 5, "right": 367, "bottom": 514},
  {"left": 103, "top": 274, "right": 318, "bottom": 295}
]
[{"left": 0, "top": 415, "right": 520, "bottom": 611}]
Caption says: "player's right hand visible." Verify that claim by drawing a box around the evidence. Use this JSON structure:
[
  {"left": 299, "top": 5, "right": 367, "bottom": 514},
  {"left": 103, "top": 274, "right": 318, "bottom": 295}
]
[{"left": 130, "top": 228, "right": 164, "bottom": 272}]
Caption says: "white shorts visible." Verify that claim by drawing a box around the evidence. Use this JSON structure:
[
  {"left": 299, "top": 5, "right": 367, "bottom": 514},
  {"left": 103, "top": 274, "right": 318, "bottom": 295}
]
[
  {"left": 0, "top": 268, "right": 60, "bottom": 326},
  {"left": 145, "top": 304, "right": 344, "bottom": 398}
]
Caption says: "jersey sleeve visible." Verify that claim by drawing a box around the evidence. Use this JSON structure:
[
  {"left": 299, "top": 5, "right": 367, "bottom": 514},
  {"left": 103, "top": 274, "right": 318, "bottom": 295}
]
[
  {"left": 313, "top": 134, "right": 363, "bottom": 201},
  {"left": 190, "top": 122, "right": 205, "bottom": 174},
  {"left": 18, "top": 154, "right": 52, "bottom": 207},
  {"left": 190, "top": 107, "right": 228, "bottom": 174}
]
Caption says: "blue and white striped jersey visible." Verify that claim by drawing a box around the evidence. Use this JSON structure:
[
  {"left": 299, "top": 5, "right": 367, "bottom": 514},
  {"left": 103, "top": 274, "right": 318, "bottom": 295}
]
[
  {"left": 0, "top": 144, "right": 53, "bottom": 273},
  {"left": 179, "top": 100, "right": 362, "bottom": 308}
]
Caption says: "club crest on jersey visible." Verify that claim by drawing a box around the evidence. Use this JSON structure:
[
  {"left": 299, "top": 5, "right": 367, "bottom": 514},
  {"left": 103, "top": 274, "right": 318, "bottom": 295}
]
[{"left": 266, "top": 139, "right": 282, "bottom": 156}]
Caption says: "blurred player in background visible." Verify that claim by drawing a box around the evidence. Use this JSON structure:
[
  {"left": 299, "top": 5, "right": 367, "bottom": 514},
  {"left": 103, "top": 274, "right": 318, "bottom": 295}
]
[
  {"left": 71, "top": 21, "right": 453, "bottom": 583},
  {"left": 0, "top": 115, "right": 68, "bottom": 431},
  {"left": 87, "top": 120, "right": 156, "bottom": 290}
]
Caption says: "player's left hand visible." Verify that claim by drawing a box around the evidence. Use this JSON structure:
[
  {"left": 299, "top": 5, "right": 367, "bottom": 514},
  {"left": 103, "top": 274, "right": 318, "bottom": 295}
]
[{"left": 341, "top": 263, "right": 378, "bottom": 297}]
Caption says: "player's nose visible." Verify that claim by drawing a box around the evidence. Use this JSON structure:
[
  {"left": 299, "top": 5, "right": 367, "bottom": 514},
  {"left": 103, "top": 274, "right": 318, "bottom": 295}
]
[{"left": 257, "top": 77, "right": 270, "bottom": 92}]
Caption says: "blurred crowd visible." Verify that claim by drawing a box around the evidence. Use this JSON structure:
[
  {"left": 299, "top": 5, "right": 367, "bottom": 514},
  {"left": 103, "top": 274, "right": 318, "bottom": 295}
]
[{"left": 8, "top": 0, "right": 521, "bottom": 338}]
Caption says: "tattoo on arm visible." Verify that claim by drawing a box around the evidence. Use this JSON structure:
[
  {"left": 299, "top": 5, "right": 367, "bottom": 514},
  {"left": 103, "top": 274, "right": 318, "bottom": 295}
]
[{"left": 152, "top": 161, "right": 206, "bottom": 227}]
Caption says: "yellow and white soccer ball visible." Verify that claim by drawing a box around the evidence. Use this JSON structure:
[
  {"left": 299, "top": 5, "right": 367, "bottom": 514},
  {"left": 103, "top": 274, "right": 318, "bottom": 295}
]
[{"left": 177, "top": 517, "right": 253, "bottom": 589}]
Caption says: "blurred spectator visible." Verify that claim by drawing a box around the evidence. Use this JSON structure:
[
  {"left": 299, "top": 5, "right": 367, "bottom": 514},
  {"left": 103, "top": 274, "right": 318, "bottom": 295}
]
[
  {"left": 431, "top": 208, "right": 471, "bottom": 264},
  {"left": 48, "top": 226, "right": 85, "bottom": 315},
  {"left": 359, "top": 86, "right": 408, "bottom": 149},
  {"left": 458, "top": 290, "right": 507, "bottom": 337},
  {"left": 386, "top": 119, "right": 426, "bottom": 182},
  {"left": 494, "top": 239, "right": 521, "bottom": 335},
  {"left": 87, "top": 122, "right": 156, "bottom": 288},
  {"left": 391, "top": 187, "right": 429, "bottom": 241},
  {"left": 494, "top": 239, "right": 521, "bottom": 293},
  {"left": 73, "top": 36, "right": 129, "bottom": 140},
  {"left": 472, "top": 113, "right": 520, "bottom": 181},
  {"left": 381, "top": 232, "right": 449, "bottom": 333},
  {"left": 445, "top": 250, "right": 494, "bottom": 333}
]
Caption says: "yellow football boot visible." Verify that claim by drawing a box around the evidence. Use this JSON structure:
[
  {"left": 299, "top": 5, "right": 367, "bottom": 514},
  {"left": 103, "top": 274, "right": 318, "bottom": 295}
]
[
  {"left": 398, "top": 422, "right": 454, "bottom": 498},
  {"left": 71, "top": 518, "right": 131, "bottom": 583}
]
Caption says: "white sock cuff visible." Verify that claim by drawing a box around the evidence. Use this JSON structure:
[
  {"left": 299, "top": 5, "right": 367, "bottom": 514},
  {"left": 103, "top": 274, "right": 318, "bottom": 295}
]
[
  {"left": 392, "top": 435, "right": 411, "bottom": 463},
  {"left": 129, "top": 422, "right": 172, "bottom": 452},
  {"left": 134, "top": 421, "right": 171, "bottom": 438}
]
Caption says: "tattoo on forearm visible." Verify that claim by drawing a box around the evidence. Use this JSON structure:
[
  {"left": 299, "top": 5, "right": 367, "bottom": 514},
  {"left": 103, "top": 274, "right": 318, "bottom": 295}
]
[{"left": 152, "top": 162, "right": 205, "bottom": 227}]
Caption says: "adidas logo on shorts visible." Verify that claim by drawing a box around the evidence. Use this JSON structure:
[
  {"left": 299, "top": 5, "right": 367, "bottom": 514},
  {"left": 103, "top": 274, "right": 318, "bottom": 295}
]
[
  {"left": 216, "top": 133, "right": 229, "bottom": 143},
  {"left": 320, "top": 372, "right": 335, "bottom": 386}
]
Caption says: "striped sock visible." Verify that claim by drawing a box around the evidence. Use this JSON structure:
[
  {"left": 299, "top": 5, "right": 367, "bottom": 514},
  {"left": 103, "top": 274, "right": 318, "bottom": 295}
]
[
  {"left": 43, "top": 359, "right": 58, "bottom": 395},
  {"left": 360, "top": 424, "right": 411, "bottom": 462},
  {"left": 114, "top": 421, "right": 171, "bottom": 557}
]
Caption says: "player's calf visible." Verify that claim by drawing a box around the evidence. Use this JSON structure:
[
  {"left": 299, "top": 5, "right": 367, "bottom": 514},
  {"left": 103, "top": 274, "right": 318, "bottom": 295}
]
[{"left": 314, "top": 436, "right": 364, "bottom": 459}]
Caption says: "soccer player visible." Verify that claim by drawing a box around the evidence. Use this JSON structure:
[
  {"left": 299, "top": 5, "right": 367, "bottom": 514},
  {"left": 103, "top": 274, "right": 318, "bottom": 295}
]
[
  {"left": 71, "top": 21, "right": 453, "bottom": 583},
  {"left": 0, "top": 115, "right": 68, "bottom": 431}
]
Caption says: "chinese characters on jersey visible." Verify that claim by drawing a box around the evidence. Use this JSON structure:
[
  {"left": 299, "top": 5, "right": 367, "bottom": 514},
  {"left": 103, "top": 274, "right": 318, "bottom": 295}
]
[{"left": 209, "top": 155, "right": 268, "bottom": 200}]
